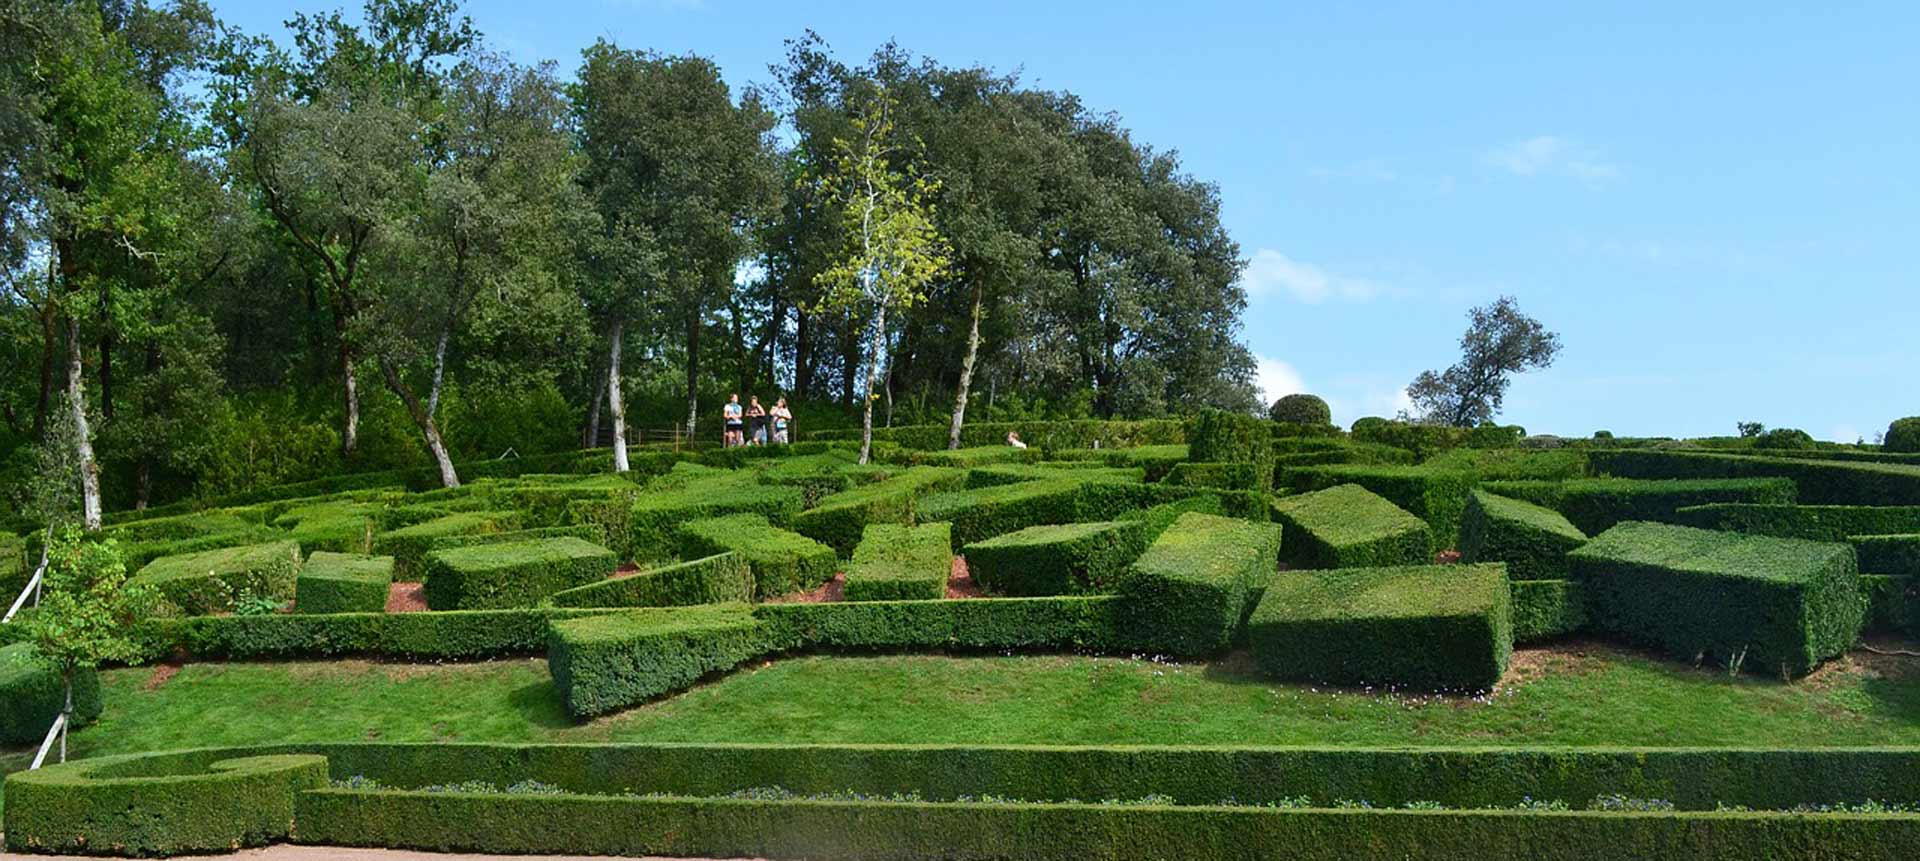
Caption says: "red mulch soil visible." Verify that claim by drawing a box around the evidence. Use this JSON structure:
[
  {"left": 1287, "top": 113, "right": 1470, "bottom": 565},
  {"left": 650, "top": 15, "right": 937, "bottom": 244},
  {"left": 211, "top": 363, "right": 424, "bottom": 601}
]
[
  {"left": 1435, "top": 550, "right": 1462, "bottom": 565},
  {"left": 946, "top": 555, "right": 984, "bottom": 599},
  {"left": 764, "top": 571, "right": 846, "bottom": 604},
  {"left": 142, "top": 661, "right": 183, "bottom": 691},
  {"left": 608, "top": 562, "right": 644, "bottom": 581},
  {"left": 385, "top": 582, "right": 429, "bottom": 613}
]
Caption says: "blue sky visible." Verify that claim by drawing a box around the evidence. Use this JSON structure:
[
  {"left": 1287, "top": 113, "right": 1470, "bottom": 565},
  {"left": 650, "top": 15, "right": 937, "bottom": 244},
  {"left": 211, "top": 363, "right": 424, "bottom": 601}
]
[{"left": 210, "top": 1, "right": 1919, "bottom": 441}]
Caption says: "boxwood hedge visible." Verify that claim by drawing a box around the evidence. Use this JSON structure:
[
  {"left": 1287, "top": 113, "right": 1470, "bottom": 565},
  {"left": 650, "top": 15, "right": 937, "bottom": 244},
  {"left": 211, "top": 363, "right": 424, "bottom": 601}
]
[
  {"left": 1281, "top": 465, "right": 1473, "bottom": 549},
  {"left": 131, "top": 607, "right": 621, "bottom": 661},
  {"left": 677, "top": 513, "right": 838, "bottom": 599},
  {"left": 753, "top": 595, "right": 1132, "bottom": 654},
  {"left": 916, "top": 479, "right": 1087, "bottom": 550},
  {"left": 421, "top": 537, "right": 616, "bottom": 611},
  {"left": 1588, "top": 449, "right": 1920, "bottom": 505},
  {"left": 964, "top": 520, "right": 1149, "bottom": 597},
  {"left": 0, "top": 642, "right": 102, "bottom": 745},
  {"left": 133, "top": 539, "right": 302, "bottom": 615},
  {"left": 843, "top": 522, "right": 953, "bottom": 601},
  {"left": 1511, "top": 579, "right": 1587, "bottom": 643},
  {"left": 791, "top": 467, "right": 966, "bottom": 556},
  {"left": 294, "top": 552, "right": 394, "bottom": 614},
  {"left": 1568, "top": 521, "right": 1865, "bottom": 677},
  {"left": 1671, "top": 504, "right": 1920, "bottom": 542},
  {"left": 1854, "top": 534, "right": 1920, "bottom": 576},
  {"left": 1271, "top": 484, "right": 1430, "bottom": 569},
  {"left": 1550, "top": 478, "right": 1798, "bottom": 535},
  {"left": 373, "top": 511, "right": 521, "bottom": 575},
  {"left": 545, "top": 552, "right": 753, "bottom": 608},
  {"left": 1114, "top": 512, "right": 1281, "bottom": 656},
  {"left": 1249, "top": 563, "right": 1512, "bottom": 691},
  {"left": 1459, "top": 489, "right": 1587, "bottom": 579},
  {"left": 547, "top": 605, "right": 768, "bottom": 717}
]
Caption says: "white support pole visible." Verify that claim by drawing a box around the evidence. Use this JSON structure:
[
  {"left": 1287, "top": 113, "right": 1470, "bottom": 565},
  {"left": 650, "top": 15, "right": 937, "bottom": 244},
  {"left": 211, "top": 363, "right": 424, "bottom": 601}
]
[
  {"left": 29, "top": 713, "right": 67, "bottom": 770},
  {"left": 3, "top": 555, "right": 47, "bottom": 623}
]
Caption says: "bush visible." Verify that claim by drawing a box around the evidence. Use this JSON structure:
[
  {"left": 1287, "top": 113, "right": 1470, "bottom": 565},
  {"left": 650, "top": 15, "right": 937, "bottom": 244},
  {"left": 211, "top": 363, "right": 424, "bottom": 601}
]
[
  {"left": 546, "top": 553, "right": 753, "bottom": 608},
  {"left": 1072, "top": 480, "right": 1225, "bottom": 521},
  {"left": 286, "top": 509, "right": 375, "bottom": 554},
  {"left": 843, "top": 523, "right": 953, "bottom": 601},
  {"left": 422, "top": 537, "right": 617, "bottom": 611},
  {"left": 1669, "top": 504, "right": 1920, "bottom": 542},
  {"left": 547, "top": 605, "right": 768, "bottom": 717},
  {"left": 1568, "top": 522, "right": 1864, "bottom": 676},
  {"left": 1271, "top": 484, "right": 1431, "bottom": 569},
  {"left": 1349, "top": 420, "right": 1467, "bottom": 460},
  {"left": 617, "top": 478, "right": 805, "bottom": 563},
  {"left": 132, "top": 540, "right": 302, "bottom": 615},
  {"left": 1049, "top": 444, "right": 1191, "bottom": 482},
  {"left": 295, "top": 552, "right": 394, "bottom": 614},
  {"left": 1186, "top": 410, "right": 1274, "bottom": 492},
  {"left": 1861, "top": 574, "right": 1914, "bottom": 634},
  {"left": 1587, "top": 449, "right": 1920, "bottom": 505},
  {"left": 1250, "top": 563, "right": 1512, "bottom": 691},
  {"left": 1459, "top": 490, "right": 1587, "bottom": 579},
  {"left": 1551, "top": 478, "right": 1797, "bottom": 535},
  {"left": 373, "top": 511, "right": 521, "bottom": 575},
  {"left": 966, "top": 463, "right": 1145, "bottom": 488},
  {"left": 915, "top": 479, "right": 1086, "bottom": 550},
  {"left": 5, "top": 753, "right": 330, "bottom": 856},
  {"left": 1465, "top": 424, "right": 1526, "bottom": 449},
  {"left": 964, "top": 520, "right": 1150, "bottom": 597},
  {"left": 132, "top": 607, "right": 620, "bottom": 661},
  {"left": 791, "top": 467, "right": 966, "bottom": 556},
  {"left": 1282, "top": 465, "right": 1474, "bottom": 549},
  {"left": 1886, "top": 417, "right": 1920, "bottom": 454},
  {"left": 1113, "top": 512, "right": 1281, "bottom": 655},
  {"left": 1164, "top": 461, "right": 1263, "bottom": 491},
  {"left": 807, "top": 419, "right": 1186, "bottom": 451},
  {"left": 1421, "top": 448, "right": 1588, "bottom": 482},
  {"left": 1754, "top": 428, "right": 1816, "bottom": 450},
  {"left": 1269, "top": 393, "right": 1332, "bottom": 425},
  {"left": 0, "top": 642, "right": 102, "bottom": 745},
  {"left": 1512, "top": 579, "right": 1587, "bottom": 643},
  {"left": 677, "top": 514, "right": 838, "bottom": 599},
  {"left": 755, "top": 594, "right": 1132, "bottom": 654},
  {"left": 1853, "top": 534, "right": 1920, "bottom": 577}
]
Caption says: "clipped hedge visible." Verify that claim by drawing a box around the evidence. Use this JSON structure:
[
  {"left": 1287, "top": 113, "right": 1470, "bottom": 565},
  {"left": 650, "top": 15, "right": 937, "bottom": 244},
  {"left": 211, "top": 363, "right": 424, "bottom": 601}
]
[
  {"left": 1854, "top": 534, "right": 1920, "bottom": 576},
  {"left": 1588, "top": 449, "right": 1920, "bottom": 505},
  {"left": 1862, "top": 574, "right": 1914, "bottom": 634},
  {"left": 373, "top": 511, "right": 520, "bottom": 574},
  {"left": 1114, "top": 512, "right": 1281, "bottom": 656},
  {"left": 1459, "top": 489, "right": 1587, "bottom": 579},
  {"left": 1568, "top": 522, "right": 1864, "bottom": 677},
  {"left": 1165, "top": 461, "right": 1264, "bottom": 491},
  {"left": 677, "top": 513, "right": 838, "bottom": 599},
  {"left": 1048, "top": 444, "right": 1192, "bottom": 482},
  {"left": 1671, "top": 503, "right": 1920, "bottom": 542},
  {"left": 132, "top": 607, "right": 621, "bottom": 661},
  {"left": 421, "top": 537, "right": 616, "bottom": 611},
  {"left": 754, "top": 595, "right": 1131, "bottom": 654},
  {"left": 546, "top": 553, "right": 753, "bottom": 609},
  {"left": 965, "top": 520, "right": 1150, "bottom": 597},
  {"left": 3, "top": 750, "right": 328, "bottom": 856},
  {"left": 917, "top": 479, "right": 1086, "bottom": 550},
  {"left": 966, "top": 463, "right": 1146, "bottom": 489},
  {"left": 1551, "top": 478, "right": 1798, "bottom": 535},
  {"left": 1511, "top": 579, "right": 1588, "bottom": 643},
  {"left": 843, "top": 523, "right": 953, "bottom": 601},
  {"left": 294, "top": 552, "right": 394, "bottom": 614},
  {"left": 0, "top": 642, "right": 103, "bottom": 745},
  {"left": 1187, "top": 410, "right": 1274, "bottom": 492},
  {"left": 808, "top": 419, "right": 1185, "bottom": 452},
  {"left": 1271, "top": 484, "right": 1431, "bottom": 569},
  {"left": 618, "top": 478, "right": 805, "bottom": 562},
  {"left": 1250, "top": 563, "right": 1512, "bottom": 691},
  {"left": 548, "top": 605, "right": 768, "bottom": 717},
  {"left": 791, "top": 467, "right": 966, "bottom": 556},
  {"left": 133, "top": 539, "right": 302, "bottom": 615},
  {"left": 1282, "top": 465, "right": 1473, "bottom": 549}
]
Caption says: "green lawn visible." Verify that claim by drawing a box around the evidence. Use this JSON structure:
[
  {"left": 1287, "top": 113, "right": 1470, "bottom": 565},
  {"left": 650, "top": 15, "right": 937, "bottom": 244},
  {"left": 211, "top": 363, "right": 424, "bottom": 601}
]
[{"left": 5, "top": 642, "right": 1919, "bottom": 816}]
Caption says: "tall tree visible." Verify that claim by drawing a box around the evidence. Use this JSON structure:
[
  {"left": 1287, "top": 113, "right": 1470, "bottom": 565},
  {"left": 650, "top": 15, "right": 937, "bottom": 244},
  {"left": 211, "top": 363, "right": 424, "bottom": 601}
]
[
  {"left": 1404, "top": 295, "right": 1561, "bottom": 427},
  {"left": 811, "top": 86, "right": 950, "bottom": 464}
]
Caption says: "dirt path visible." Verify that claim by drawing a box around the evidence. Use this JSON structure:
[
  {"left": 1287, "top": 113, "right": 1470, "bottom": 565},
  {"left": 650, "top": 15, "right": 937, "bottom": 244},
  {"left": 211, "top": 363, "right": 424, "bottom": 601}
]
[
  {"left": 384, "top": 582, "right": 428, "bottom": 613},
  {"left": 946, "top": 555, "right": 983, "bottom": 598}
]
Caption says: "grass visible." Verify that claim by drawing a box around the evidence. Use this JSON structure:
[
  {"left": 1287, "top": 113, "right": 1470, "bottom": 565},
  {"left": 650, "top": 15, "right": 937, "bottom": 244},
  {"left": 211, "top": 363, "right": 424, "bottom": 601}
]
[{"left": 5, "top": 641, "right": 1920, "bottom": 817}]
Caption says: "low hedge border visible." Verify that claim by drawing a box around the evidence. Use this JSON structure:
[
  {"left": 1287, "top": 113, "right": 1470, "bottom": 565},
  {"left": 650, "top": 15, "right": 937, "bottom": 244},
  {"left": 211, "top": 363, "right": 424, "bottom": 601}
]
[
  {"left": 131, "top": 607, "right": 622, "bottom": 661},
  {"left": 421, "top": 537, "right": 617, "bottom": 611},
  {"left": 373, "top": 511, "right": 521, "bottom": 575},
  {"left": 1588, "top": 449, "right": 1920, "bottom": 506},
  {"left": 1671, "top": 504, "right": 1920, "bottom": 542},
  {"left": 1855, "top": 534, "right": 1920, "bottom": 577},
  {"left": 791, "top": 467, "right": 967, "bottom": 556},
  {"left": 1550, "top": 478, "right": 1799, "bottom": 535},
  {"left": 545, "top": 553, "right": 754, "bottom": 608},
  {"left": 843, "top": 522, "right": 954, "bottom": 601},
  {"left": 548, "top": 605, "right": 769, "bottom": 717},
  {"left": 294, "top": 552, "right": 395, "bottom": 614}
]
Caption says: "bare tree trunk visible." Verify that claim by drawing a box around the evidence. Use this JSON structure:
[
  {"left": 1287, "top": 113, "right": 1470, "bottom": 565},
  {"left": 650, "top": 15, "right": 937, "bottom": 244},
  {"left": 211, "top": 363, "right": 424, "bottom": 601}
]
[
  {"left": 379, "top": 359, "right": 459, "bottom": 488},
  {"left": 338, "top": 340, "right": 359, "bottom": 457},
  {"left": 582, "top": 357, "right": 605, "bottom": 450},
  {"left": 135, "top": 460, "right": 151, "bottom": 510},
  {"left": 426, "top": 321, "right": 452, "bottom": 417},
  {"left": 947, "top": 282, "right": 983, "bottom": 450},
  {"left": 66, "top": 315, "right": 101, "bottom": 531},
  {"left": 684, "top": 311, "right": 701, "bottom": 441},
  {"left": 794, "top": 307, "right": 813, "bottom": 398},
  {"left": 608, "top": 316, "right": 629, "bottom": 472},
  {"left": 859, "top": 304, "right": 886, "bottom": 465},
  {"left": 33, "top": 297, "right": 55, "bottom": 439}
]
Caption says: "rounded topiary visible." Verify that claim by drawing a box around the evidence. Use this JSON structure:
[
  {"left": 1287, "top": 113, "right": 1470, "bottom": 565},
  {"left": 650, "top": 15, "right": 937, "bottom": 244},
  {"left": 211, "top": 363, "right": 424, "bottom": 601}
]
[
  {"left": 1268, "top": 393, "right": 1332, "bottom": 426},
  {"left": 1593, "top": 430, "right": 1614, "bottom": 440},
  {"left": 1754, "top": 427, "right": 1815, "bottom": 450},
  {"left": 1886, "top": 417, "right": 1920, "bottom": 453},
  {"left": 1351, "top": 416, "right": 1389, "bottom": 436}
]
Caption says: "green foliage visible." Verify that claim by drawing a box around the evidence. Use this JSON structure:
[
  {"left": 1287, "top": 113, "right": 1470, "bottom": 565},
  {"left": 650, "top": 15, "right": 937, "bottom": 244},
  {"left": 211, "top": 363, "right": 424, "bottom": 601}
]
[
  {"left": 752, "top": 596, "right": 1131, "bottom": 654},
  {"left": 1250, "top": 563, "right": 1512, "bottom": 691},
  {"left": 1268, "top": 393, "right": 1332, "bottom": 425},
  {"left": 809, "top": 420, "right": 1188, "bottom": 452},
  {"left": 965, "top": 463, "right": 1146, "bottom": 488},
  {"left": 617, "top": 474, "right": 804, "bottom": 562},
  {"left": 1420, "top": 448, "right": 1587, "bottom": 482},
  {"left": 1349, "top": 419, "right": 1467, "bottom": 460},
  {"left": 1550, "top": 478, "right": 1797, "bottom": 535},
  {"left": 373, "top": 511, "right": 521, "bottom": 574},
  {"left": 0, "top": 643, "right": 102, "bottom": 745},
  {"left": 1270, "top": 484, "right": 1431, "bottom": 569},
  {"left": 1511, "top": 579, "right": 1588, "bottom": 643},
  {"left": 1459, "top": 490, "right": 1587, "bottom": 579},
  {"left": 1670, "top": 503, "right": 1920, "bottom": 542},
  {"left": 1186, "top": 409, "right": 1274, "bottom": 491},
  {"left": 843, "top": 523, "right": 952, "bottom": 601},
  {"left": 1853, "top": 534, "right": 1920, "bottom": 577},
  {"left": 2, "top": 751, "right": 328, "bottom": 856},
  {"left": 1568, "top": 522, "right": 1865, "bottom": 676},
  {"left": 547, "top": 605, "right": 767, "bottom": 717},
  {"left": 132, "top": 539, "right": 300, "bottom": 615},
  {"left": 964, "top": 521, "right": 1149, "bottom": 597},
  {"left": 294, "top": 552, "right": 394, "bottom": 615},
  {"left": 546, "top": 553, "right": 753, "bottom": 609},
  {"left": 1405, "top": 296, "right": 1560, "bottom": 427},
  {"left": 1587, "top": 449, "right": 1920, "bottom": 505},
  {"left": 677, "top": 514, "right": 838, "bottom": 599},
  {"left": 131, "top": 608, "right": 621, "bottom": 661},
  {"left": 1886, "top": 417, "right": 1920, "bottom": 454},
  {"left": 1164, "top": 461, "right": 1263, "bottom": 491},
  {"left": 915, "top": 479, "right": 1086, "bottom": 549},
  {"left": 1861, "top": 575, "right": 1914, "bottom": 633},
  {"left": 791, "top": 467, "right": 966, "bottom": 556},
  {"left": 422, "top": 537, "right": 616, "bottom": 611},
  {"left": 1754, "top": 428, "right": 1816, "bottom": 450},
  {"left": 1282, "top": 464, "right": 1474, "bottom": 549},
  {"left": 1114, "top": 512, "right": 1281, "bottom": 655}
]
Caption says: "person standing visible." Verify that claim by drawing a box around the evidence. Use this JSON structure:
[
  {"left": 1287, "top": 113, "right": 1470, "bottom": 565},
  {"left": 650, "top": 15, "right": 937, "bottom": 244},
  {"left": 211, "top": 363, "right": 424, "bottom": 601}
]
[
  {"left": 771, "top": 398, "right": 793, "bottom": 445},
  {"left": 748, "top": 396, "right": 769, "bottom": 446},
  {"left": 723, "top": 394, "right": 745, "bottom": 447}
]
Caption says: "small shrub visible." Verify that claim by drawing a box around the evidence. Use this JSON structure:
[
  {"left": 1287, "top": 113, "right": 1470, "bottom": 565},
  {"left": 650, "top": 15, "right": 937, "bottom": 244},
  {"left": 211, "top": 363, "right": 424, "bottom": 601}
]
[
  {"left": 1269, "top": 394, "right": 1332, "bottom": 426},
  {"left": 132, "top": 540, "right": 302, "bottom": 615},
  {"left": 1754, "top": 427, "right": 1815, "bottom": 450},
  {"left": 422, "top": 537, "right": 617, "bottom": 611},
  {"left": 295, "top": 552, "right": 396, "bottom": 614}
]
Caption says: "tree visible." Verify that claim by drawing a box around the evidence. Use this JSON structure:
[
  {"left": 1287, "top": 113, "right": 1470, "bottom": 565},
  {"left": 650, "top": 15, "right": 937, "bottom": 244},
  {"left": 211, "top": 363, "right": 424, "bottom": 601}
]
[
  {"left": 20, "top": 527, "right": 154, "bottom": 762},
  {"left": 1887, "top": 417, "right": 1920, "bottom": 453},
  {"left": 1404, "top": 296, "right": 1560, "bottom": 427},
  {"left": 811, "top": 85, "right": 950, "bottom": 464},
  {"left": 1736, "top": 421, "right": 1765, "bottom": 438}
]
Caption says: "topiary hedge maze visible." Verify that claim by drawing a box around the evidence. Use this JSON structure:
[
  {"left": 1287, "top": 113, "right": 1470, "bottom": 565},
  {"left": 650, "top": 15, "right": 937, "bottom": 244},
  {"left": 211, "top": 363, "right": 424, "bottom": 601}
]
[{"left": 15, "top": 422, "right": 1920, "bottom": 857}]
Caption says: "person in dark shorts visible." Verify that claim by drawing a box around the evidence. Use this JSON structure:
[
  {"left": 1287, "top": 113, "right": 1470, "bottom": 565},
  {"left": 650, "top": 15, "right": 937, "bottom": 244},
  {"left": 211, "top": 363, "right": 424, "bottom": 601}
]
[
  {"left": 748, "top": 395, "right": 769, "bottom": 446},
  {"left": 723, "top": 394, "right": 744, "bottom": 447}
]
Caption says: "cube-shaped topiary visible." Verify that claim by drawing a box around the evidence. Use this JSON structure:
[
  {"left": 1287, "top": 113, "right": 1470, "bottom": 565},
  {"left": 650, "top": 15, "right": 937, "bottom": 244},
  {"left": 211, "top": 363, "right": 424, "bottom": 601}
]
[
  {"left": 1510, "top": 578, "right": 1587, "bottom": 643},
  {"left": 1568, "top": 521, "right": 1864, "bottom": 677},
  {"left": 844, "top": 522, "right": 953, "bottom": 601},
  {"left": 1281, "top": 465, "right": 1473, "bottom": 549},
  {"left": 1187, "top": 409, "right": 1275, "bottom": 492},
  {"left": 1459, "top": 489, "right": 1588, "bottom": 579},
  {"left": 677, "top": 514, "right": 838, "bottom": 600},
  {"left": 294, "top": 552, "right": 394, "bottom": 614},
  {"left": 421, "top": 537, "right": 616, "bottom": 611},
  {"left": 618, "top": 479, "right": 804, "bottom": 563},
  {"left": 133, "top": 540, "right": 302, "bottom": 615},
  {"left": 373, "top": 511, "right": 520, "bottom": 575},
  {"left": 546, "top": 552, "right": 754, "bottom": 608},
  {"left": 1270, "top": 484, "right": 1430, "bottom": 569},
  {"left": 1114, "top": 512, "right": 1281, "bottom": 656},
  {"left": 791, "top": 467, "right": 965, "bottom": 556},
  {"left": 1249, "top": 563, "right": 1512, "bottom": 691},
  {"left": 547, "top": 604, "right": 768, "bottom": 717},
  {"left": 0, "top": 642, "right": 103, "bottom": 745},
  {"left": 915, "top": 479, "right": 1087, "bottom": 550},
  {"left": 964, "top": 520, "right": 1149, "bottom": 597}
]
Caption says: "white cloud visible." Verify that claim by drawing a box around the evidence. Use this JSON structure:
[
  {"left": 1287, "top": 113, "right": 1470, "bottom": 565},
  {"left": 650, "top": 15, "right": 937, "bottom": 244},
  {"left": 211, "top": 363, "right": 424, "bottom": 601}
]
[
  {"left": 1240, "top": 249, "right": 1382, "bottom": 304},
  {"left": 1829, "top": 424, "right": 1862, "bottom": 444},
  {"left": 1486, "top": 135, "right": 1618, "bottom": 183},
  {"left": 1253, "top": 355, "right": 1307, "bottom": 407}
]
